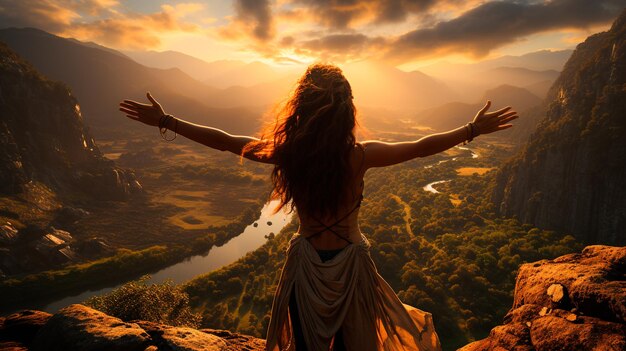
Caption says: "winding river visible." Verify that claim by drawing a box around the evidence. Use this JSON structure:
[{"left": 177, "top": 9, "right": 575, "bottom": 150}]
[
  {"left": 423, "top": 146, "right": 479, "bottom": 194},
  {"left": 43, "top": 200, "right": 292, "bottom": 313},
  {"left": 40, "top": 145, "right": 478, "bottom": 312}
]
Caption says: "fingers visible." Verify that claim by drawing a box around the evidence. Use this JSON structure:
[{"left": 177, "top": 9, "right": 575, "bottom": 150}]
[
  {"left": 500, "top": 110, "right": 517, "bottom": 117},
  {"left": 119, "top": 103, "right": 142, "bottom": 112},
  {"left": 121, "top": 100, "right": 151, "bottom": 109},
  {"left": 119, "top": 107, "right": 139, "bottom": 116},
  {"left": 147, "top": 92, "right": 160, "bottom": 106},
  {"left": 487, "top": 106, "right": 512, "bottom": 117},
  {"left": 479, "top": 100, "right": 491, "bottom": 115},
  {"left": 499, "top": 115, "right": 519, "bottom": 124},
  {"left": 496, "top": 124, "right": 513, "bottom": 130}
]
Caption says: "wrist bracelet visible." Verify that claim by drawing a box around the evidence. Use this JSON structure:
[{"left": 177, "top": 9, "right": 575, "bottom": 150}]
[
  {"left": 472, "top": 122, "right": 481, "bottom": 137},
  {"left": 159, "top": 114, "right": 177, "bottom": 141}
]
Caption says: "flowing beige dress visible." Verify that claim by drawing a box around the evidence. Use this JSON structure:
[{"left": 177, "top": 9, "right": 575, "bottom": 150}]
[{"left": 265, "top": 232, "right": 442, "bottom": 351}]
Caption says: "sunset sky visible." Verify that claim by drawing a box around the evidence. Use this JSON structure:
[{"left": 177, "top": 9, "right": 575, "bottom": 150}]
[{"left": 0, "top": 0, "right": 624, "bottom": 70}]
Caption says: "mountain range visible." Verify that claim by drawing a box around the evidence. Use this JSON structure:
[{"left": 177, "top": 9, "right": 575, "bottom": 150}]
[
  {"left": 124, "top": 50, "right": 283, "bottom": 89},
  {"left": 0, "top": 28, "right": 261, "bottom": 137},
  {"left": 0, "top": 27, "right": 572, "bottom": 141},
  {"left": 413, "top": 84, "right": 543, "bottom": 133}
]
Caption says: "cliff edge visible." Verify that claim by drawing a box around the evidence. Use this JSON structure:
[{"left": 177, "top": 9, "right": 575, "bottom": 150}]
[
  {"left": 1, "top": 245, "right": 623, "bottom": 350},
  {"left": 0, "top": 304, "right": 265, "bottom": 351},
  {"left": 459, "top": 245, "right": 625, "bottom": 351}
]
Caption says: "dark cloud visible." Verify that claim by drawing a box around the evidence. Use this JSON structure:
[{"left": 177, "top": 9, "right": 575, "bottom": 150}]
[
  {"left": 290, "top": 0, "right": 440, "bottom": 28},
  {"left": 376, "top": 0, "right": 439, "bottom": 23},
  {"left": 232, "top": 0, "right": 274, "bottom": 41},
  {"left": 0, "top": 0, "right": 78, "bottom": 32},
  {"left": 388, "top": 0, "right": 626, "bottom": 61}
]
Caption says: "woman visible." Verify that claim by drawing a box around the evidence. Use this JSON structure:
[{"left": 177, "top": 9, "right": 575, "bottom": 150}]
[{"left": 119, "top": 64, "right": 518, "bottom": 350}]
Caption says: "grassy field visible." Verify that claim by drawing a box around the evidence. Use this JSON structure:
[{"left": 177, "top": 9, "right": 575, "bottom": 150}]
[
  {"left": 72, "top": 137, "right": 271, "bottom": 249},
  {"left": 456, "top": 167, "right": 496, "bottom": 176},
  {"left": 0, "top": 135, "right": 272, "bottom": 309}
]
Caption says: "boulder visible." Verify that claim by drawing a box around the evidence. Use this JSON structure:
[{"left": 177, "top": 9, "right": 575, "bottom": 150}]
[
  {"left": 0, "top": 310, "right": 51, "bottom": 343},
  {"left": 49, "top": 228, "right": 72, "bottom": 243},
  {"left": 0, "top": 223, "right": 19, "bottom": 244},
  {"left": 458, "top": 245, "right": 626, "bottom": 351},
  {"left": 529, "top": 314, "right": 626, "bottom": 351},
  {"left": 0, "top": 341, "right": 28, "bottom": 351},
  {"left": 76, "top": 237, "right": 114, "bottom": 257},
  {"left": 0, "top": 305, "right": 266, "bottom": 351},
  {"left": 31, "top": 304, "right": 149, "bottom": 351},
  {"left": 134, "top": 320, "right": 226, "bottom": 351},
  {"left": 53, "top": 206, "right": 90, "bottom": 226},
  {"left": 512, "top": 245, "right": 626, "bottom": 323},
  {"left": 202, "top": 328, "right": 267, "bottom": 351}
]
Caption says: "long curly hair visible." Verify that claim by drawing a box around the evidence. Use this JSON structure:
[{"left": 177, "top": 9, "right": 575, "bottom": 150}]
[{"left": 243, "top": 63, "right": 358, "bottom": 218}]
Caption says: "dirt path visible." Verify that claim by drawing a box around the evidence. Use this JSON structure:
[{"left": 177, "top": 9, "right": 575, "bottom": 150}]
[{"left": 389, "top": 194, "right": 415, "bottom": 238}]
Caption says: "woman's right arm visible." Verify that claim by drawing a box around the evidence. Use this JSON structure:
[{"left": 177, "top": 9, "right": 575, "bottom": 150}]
[
  {"left": 119, "top": 93, "right": 273, "bottom": 164},
  {"left": 362, "top": 101, "right": 518, "bottom": 168}
]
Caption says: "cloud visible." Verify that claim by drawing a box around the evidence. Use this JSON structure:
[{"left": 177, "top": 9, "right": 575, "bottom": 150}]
[
  {"left": 219, "top": 0, "right": 274, "bottom": 42},
  {"left": 0, "top": 0, "right": 202, "bottom": 50},
  {"left": 284, "top": 0, "right": 468, "bottom": 29},
  {"left": 219, "top": 0, "right": 623, "bottom": 63},
  {"left": 62, "top": 7, "right": 199, "bottom": 49},
  {"left": 295, "top": 33, "right": 387, "bottom": 61},
  {"left": 0, "top": 0, "right": 80, "bottom": 31},
  {"left": 387, "top": 0, "right": 626, "bottom": 61},
  {"left": 0, "top": 0, "right": 623, "bottom": 63}
]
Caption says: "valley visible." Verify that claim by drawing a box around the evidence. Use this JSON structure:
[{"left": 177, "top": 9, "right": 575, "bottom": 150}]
[
  {"left": 181, "top": 138, "right": 583, "bottom": 350},
  {"left": 1, "top": 8, "right": 625, "bottom": 350}
]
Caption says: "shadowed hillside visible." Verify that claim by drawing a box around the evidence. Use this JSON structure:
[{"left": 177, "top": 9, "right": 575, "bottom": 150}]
[
  {"left": 0, "top": 28, "right": 261, "bottom": 138},
  {"left": 492, "top": 9, "right": 626, "bottom": 246}
]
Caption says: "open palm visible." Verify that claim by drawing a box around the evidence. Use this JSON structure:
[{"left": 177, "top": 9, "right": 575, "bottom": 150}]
[
  {"left": 472, "top": 100, "right": 518, "bottom": 135},
  {"left": 119, "top": 92, "right": 165, "bottom": 127}
]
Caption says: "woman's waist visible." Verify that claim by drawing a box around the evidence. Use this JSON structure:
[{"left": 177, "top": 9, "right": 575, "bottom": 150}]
[{"left": 297, "top": 225, "right": 362, "bottom": 242}]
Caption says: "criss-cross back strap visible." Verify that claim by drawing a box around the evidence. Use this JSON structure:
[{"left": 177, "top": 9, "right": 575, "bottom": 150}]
[
  {"left": 305, "top": 194, "right": 363, "bottom": 244},
  {"left": 305, "top": 143, "right": 366, "bottom": 245}
]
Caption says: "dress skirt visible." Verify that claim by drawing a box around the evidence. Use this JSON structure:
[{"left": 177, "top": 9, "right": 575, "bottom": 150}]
[{"left": 265, "top": 233, "right": 442, "bottom": 351}]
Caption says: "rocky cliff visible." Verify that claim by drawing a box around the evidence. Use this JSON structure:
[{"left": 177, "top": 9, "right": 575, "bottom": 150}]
[
  {"left": 0, "top": 42, "right": 141, "bottom": 276},
  {"left": 459, "top": 245, "right": 625, "bottom": 351},
  {"left": 1, "top": 245, "right": 622, "bottom": 350},
  {"left": 492, "top": 10, "right": 626, "bottom": 245},
  {"left": 0, "top": 41, "right": 141, "bottom": 200}
]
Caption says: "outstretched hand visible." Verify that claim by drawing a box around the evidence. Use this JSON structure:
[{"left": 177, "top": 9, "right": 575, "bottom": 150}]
[
  {"left": 119, "top": 92, "right": 166, "bottom": 127},
  {"left": 472, "top": 101, "right": 518, "bottom": 135}
]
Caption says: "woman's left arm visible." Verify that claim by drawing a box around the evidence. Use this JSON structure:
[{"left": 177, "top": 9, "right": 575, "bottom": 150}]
[{"left": 119, "top": 93, "right": 272, "bottom": 164}]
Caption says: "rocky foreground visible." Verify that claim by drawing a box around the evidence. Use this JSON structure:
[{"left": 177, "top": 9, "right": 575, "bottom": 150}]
[
  {"left": 0, "top": 304, "right": 265, "bottom": 351},
  {"left": 0, "top": 245, "right": 624, "bottom": 350},
  {"left": 460, "top": 245, "right": 626, "bottom": 351}
]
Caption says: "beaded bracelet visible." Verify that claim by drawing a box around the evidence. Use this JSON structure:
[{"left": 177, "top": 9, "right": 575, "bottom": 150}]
[
  {"left": 462, "top": 122, "right": 480, "bottom": 145},
  {"left": 158, "top": 114, "right": 178, "bottom": 141}
]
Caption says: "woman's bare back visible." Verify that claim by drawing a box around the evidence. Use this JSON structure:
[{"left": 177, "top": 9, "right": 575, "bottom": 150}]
[{"left": 297, "top": 143, "right": 366, "bottom": 250}]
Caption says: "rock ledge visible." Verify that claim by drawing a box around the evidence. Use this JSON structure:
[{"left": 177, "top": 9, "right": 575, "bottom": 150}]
[
  {"left": 459, "top": 245, "right": 626, "bottom": 351},
  {"left": 0, "top": 304, "right": 264, "bottom": 351}
]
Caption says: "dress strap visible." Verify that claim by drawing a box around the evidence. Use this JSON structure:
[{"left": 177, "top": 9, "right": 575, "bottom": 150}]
[
  {"left": 305, "top": 144, "right": 366, "bottom": 245},
  {"left": 305, "top": 196, "right": 362, "bottom": 244}
]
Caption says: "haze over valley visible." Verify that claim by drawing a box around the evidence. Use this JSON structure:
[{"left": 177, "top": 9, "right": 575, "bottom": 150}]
[{"left": 0, "top": 2, "right": 624, "bottom": 350}]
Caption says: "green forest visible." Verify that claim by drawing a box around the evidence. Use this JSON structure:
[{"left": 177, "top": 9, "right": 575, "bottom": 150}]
[{"left": 182, "top": 139, "right": 582, "bottom": 350}]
